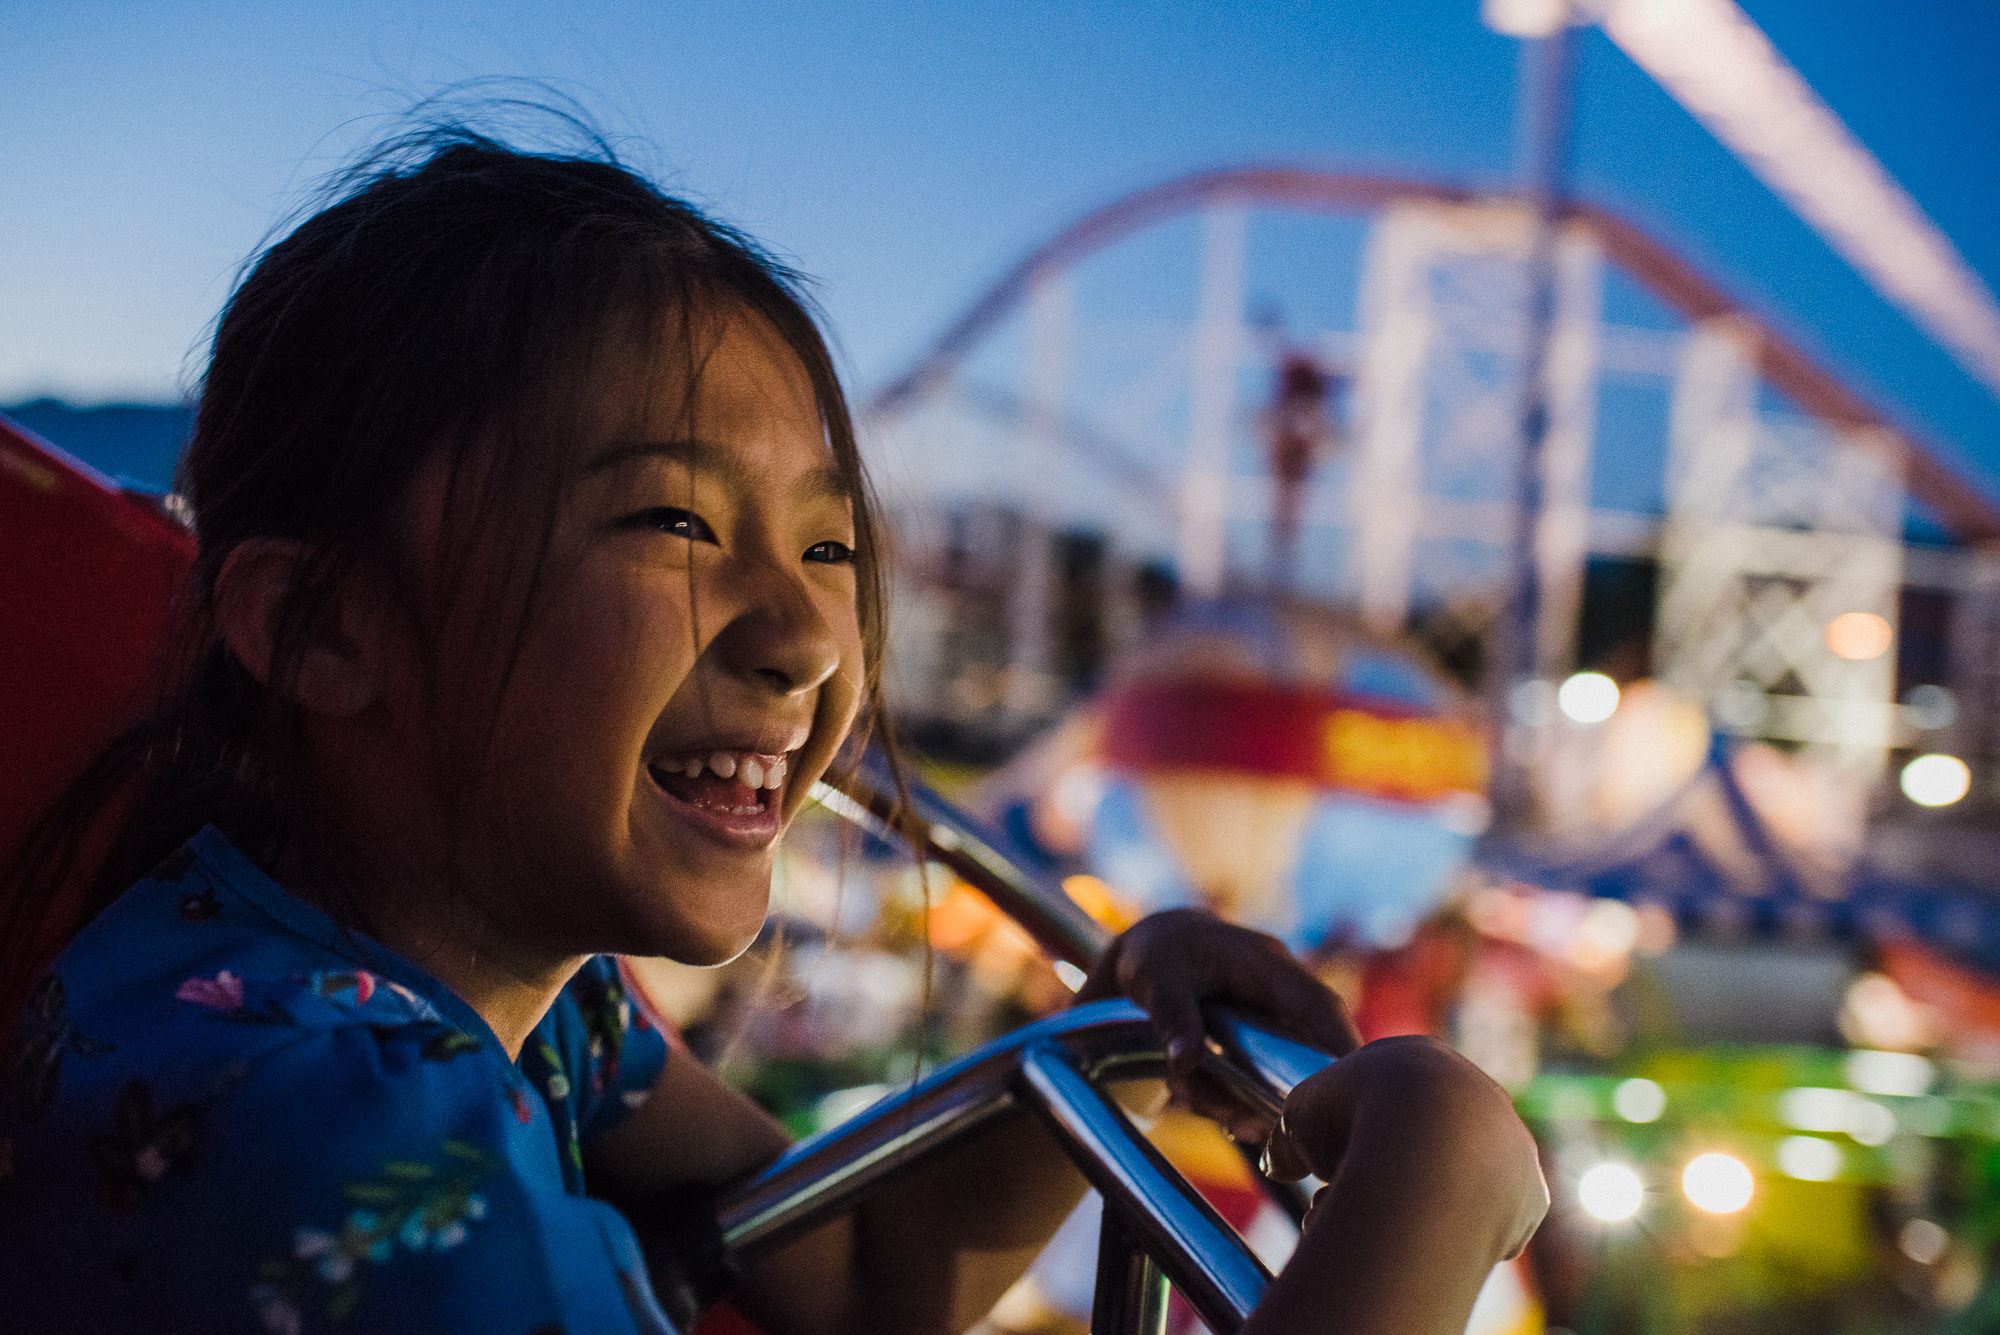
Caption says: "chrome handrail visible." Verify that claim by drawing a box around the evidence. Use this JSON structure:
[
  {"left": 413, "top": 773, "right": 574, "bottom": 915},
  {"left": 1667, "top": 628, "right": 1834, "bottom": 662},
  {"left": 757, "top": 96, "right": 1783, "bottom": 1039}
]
[
  {"left": 720, "top": 766, "right": 1339, "bottom": 1333},
  {"left": 719, "top": 1000, "right": 1334, "bottom": 1334}
]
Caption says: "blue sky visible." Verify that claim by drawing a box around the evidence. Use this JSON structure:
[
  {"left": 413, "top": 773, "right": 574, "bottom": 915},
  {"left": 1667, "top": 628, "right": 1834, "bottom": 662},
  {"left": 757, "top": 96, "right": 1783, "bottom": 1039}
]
[{"left": 7, "top": 1, "right": 1998, "bottom": 503}]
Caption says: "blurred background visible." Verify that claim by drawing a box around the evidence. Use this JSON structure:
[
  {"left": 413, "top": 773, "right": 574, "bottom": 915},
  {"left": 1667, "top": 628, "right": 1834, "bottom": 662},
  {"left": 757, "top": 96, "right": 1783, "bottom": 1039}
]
[{"left": 11, "top": 2, "right": 2000, "bottom": 1331}]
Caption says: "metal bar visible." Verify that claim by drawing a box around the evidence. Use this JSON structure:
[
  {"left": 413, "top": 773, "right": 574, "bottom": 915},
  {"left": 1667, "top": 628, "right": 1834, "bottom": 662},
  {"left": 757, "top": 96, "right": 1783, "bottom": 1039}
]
[
  {"left": 1018, "top": 1042, "right": 1271, "bottom": 1334},
  {"left": 1092, "top": 1207, "right": 1170, "bottom": 1335},
  {"left": 1204, "top": 1005, "right": 1337, "bottom": 1101},
  {"left": 721, "top": 1002, "right": 1162, "bottom": 1256},
  {"left": 812, "top": 765, "right": 1113, "bottom": 971},
  {"left": 719, "top": 1000, "right": 1328, "bottom": 1269},
  {"left": 1491, "top": 17, "right": 1579, "bottom": 829}
]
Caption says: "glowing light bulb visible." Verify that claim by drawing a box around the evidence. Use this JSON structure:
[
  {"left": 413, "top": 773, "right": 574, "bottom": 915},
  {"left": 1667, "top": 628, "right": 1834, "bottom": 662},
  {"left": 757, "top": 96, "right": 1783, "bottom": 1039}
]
[
  {"left": 1901, "top": 754, "right": 1970, "bottom": 807},
  {"left": 1578, "top": 1162, "right": 1644, "bottom": 1222},
  {"left": 1557, "top": 672, "right": 1620, "bottom": 724},
  {"left": 1681, "top": 1153, "right": 1753, "bottom": 1213},
  {"left": 1826, "top": 612, "right": 1893, "bottom": 661}
]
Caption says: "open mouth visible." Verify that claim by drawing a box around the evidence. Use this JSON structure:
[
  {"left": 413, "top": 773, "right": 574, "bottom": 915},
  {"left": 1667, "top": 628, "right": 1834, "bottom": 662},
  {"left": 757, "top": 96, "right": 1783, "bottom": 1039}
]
[{"left": 646, "top": 749, "right": 791, "bottom": 817}]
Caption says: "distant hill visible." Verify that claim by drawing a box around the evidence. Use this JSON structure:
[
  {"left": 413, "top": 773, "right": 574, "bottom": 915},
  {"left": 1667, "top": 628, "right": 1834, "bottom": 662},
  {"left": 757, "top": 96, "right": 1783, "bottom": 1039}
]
[{"left": 1, "top": 399, "right": 192, "bottom": 494}]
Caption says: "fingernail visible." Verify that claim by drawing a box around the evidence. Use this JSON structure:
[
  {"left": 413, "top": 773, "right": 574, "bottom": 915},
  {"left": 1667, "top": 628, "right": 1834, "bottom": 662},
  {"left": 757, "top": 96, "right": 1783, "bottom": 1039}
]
[{"left": 1166, "top": 1037, "right": 1192, "bottom": 1065}]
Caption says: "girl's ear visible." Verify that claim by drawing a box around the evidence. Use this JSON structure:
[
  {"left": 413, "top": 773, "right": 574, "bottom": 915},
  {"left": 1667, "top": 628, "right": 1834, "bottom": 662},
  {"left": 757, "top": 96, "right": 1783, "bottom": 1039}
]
[{"left": 214, "top": 539, "right": 387, "bottom": 717}]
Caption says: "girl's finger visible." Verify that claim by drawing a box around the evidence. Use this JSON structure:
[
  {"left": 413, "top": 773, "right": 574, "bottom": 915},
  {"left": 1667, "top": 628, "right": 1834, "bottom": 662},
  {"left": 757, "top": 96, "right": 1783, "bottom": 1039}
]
[
  {"left": 1258, "top": 1114, "right": 1316, "bottom": 1183},
  {"left": 1216, "top": 941, "right": 1360, "bottom": 1057}
]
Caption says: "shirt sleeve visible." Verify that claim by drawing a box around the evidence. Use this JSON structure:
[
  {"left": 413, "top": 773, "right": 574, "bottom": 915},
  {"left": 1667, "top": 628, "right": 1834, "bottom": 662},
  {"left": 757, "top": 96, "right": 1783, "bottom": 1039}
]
[{"left": 3, "top": 1013, "right": 679, "bottom": 1335}]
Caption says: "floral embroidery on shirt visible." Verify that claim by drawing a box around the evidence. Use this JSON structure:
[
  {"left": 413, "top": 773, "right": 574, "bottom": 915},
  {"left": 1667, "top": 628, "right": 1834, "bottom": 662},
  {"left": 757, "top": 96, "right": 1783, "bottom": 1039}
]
[
  {"left": 13, "top": 974, "right": 113, "bottom": 1122},
  {"left": 250, "top": 1137, "right": 498, "bottom": 1329},
  {"left": 423, "top": 1029, "right": 482, "bottom": 1062},
  {"left": 316, "top": 971, "right": 378, "bottom": 1004},
  {"left": 571, "top": 965, "right": 631, "bottom": 1096},
  {"left": 89, "top": 1078, "right": 203, "bottom": 1211},
  {"left": 177, "top": 971, "right": 245, "bottom": 1010},
  {"left": 176, "top": 971, "right": 295, "bottom": 1026}
]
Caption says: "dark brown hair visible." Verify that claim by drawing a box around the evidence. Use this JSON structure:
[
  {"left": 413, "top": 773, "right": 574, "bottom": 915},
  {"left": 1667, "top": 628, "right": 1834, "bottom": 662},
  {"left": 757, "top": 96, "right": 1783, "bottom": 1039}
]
[{"left": 2, "top": 131, "right": 892, "bottom": 1009}]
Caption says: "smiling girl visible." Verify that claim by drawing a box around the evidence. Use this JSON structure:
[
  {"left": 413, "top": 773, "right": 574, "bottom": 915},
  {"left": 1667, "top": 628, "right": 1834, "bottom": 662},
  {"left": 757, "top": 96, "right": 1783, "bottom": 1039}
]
[{"left": 0, "top": 135, "right": 1544, "bottom": 1334}]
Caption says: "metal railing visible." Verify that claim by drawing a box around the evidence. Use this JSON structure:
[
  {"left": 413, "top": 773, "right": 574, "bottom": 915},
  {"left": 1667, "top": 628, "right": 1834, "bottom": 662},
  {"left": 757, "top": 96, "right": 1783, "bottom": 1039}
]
[{"left": 715, "top": 767, "right": 1337, "bottom": 1335}]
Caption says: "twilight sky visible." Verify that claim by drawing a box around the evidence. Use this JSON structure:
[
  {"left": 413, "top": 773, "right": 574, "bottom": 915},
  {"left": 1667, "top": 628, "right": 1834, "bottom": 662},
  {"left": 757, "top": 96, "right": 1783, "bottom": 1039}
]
[{"left": 6, "top": 1, "right": 1998, "bottom": 500}]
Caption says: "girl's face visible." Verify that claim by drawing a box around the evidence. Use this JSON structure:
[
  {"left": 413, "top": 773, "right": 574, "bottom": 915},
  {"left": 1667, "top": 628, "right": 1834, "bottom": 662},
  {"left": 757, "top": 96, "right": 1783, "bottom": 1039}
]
[{"left": 407, "top": 308, "right": 864, "bottom": 967}]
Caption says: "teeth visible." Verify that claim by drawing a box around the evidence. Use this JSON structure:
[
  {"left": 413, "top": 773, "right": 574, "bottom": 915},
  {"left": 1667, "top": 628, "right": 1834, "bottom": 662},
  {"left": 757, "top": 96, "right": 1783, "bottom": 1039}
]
[{"left": 656, "top": 750, "right": 792, "bottom": 789}]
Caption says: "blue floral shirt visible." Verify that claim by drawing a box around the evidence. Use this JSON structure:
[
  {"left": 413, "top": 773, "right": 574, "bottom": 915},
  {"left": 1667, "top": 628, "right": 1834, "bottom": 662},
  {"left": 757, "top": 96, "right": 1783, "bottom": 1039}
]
[{"left": 0, "top": 826, "right": 676, "bottom": 1334}]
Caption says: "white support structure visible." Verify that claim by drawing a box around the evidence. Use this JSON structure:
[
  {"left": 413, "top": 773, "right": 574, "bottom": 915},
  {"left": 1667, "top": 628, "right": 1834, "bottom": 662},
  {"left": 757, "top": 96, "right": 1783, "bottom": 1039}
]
[
  {"left": 1011, "top": 265, "right": 1075, "bottom": 716},
  {"left": 1946, "top": 555, "right": 2000, "bottom": 781},
  {"left": 1349, "top": 199, "right": 1601, "bottom": 669},
  {"left": 1534, "top": 223, "right": 1602, "bottom": 678},
  {"left": 1177, "top": 206, "right": 1246, "bottom": 599},
  {"left": 1351, "top": 205, "right": 1430, "bottom": 635},
  {"left": 1653, "top": 318, "right": 1906, "bottom": 774}
]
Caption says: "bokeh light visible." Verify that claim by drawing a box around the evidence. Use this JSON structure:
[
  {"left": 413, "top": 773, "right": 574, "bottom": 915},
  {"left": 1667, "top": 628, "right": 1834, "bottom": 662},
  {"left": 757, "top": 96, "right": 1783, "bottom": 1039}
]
[
  {"left": 1682, "top": 1153, "right": 1754, "bottom": 1213},
  {"left": 1557, "top": 672, "right": 1621, "bottom": 724},
  {"left": 1845, "top": 1049, "right": 1936, "bottom": 1097},
  {"left": 1777, "top": 1135, "right": 1843, "bottom": 1181},
  {"left": 1578, "top": 1162, "right": 1645, "bottom": 1222},
  {"left": 1900, "top": 753, "right": 1971, "bottom": 807},
  {"left": 1612, "top": 1077, "right": 1666, "bottom": 1123},
  {"left": 1779, "top": 1086, "right": 1851, "bottom": 1132},
  {"left": 1825, "top": 611, "right": 1893, "bottom": 660},
  {"left": 1900, "top": 1219, "right": 1950, "bottom": 1266},
  {"left": 1847, "top": 1100, "right": 1897, "bottom": 1146}
]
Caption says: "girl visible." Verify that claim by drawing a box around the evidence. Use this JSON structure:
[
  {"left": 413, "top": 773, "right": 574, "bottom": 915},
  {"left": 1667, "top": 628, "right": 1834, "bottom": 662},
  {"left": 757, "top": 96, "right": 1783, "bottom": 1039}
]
[{"left": 0, "top": 134, "right": 1545, "bottom": 1334}]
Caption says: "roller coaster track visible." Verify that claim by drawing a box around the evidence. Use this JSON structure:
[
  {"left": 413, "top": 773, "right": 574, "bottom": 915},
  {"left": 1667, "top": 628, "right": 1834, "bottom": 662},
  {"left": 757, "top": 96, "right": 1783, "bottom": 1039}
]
[{"left": 866, "top": 166, "right": 2000, "bottom": 547}]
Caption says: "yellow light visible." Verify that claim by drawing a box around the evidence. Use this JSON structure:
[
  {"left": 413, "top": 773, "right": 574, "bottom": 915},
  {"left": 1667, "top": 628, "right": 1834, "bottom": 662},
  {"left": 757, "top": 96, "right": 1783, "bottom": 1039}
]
[
  {"left": 1901, "top": 754, "right": 1970, "bottom": 807},
  {"left": 1682, "top": 1153, "right": 1753, "bottom": 1213},
  {"left": 1578, "top": 1162, "right": 1644, "bottom": 1222},
  {"left": 1826, "top": 611, "right": 1892, "bottom": 660},
  {"left": 1557, "top": 672, "right": 1621, "bottom": 724}
]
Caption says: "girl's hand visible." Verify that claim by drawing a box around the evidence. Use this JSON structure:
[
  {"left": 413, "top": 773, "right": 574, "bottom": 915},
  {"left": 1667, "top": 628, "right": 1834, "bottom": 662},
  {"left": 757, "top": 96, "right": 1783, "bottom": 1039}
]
[
  {"left": 1263, "top": 1034, "right": 1549, "bottom": 1262},
  {"left": 1075, "top": 908, "right": 1360, "bottom": 1140}
]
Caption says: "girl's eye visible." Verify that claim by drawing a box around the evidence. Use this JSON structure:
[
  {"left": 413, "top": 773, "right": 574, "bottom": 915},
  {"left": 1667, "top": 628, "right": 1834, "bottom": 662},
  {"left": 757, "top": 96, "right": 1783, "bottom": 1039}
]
[
  {"left": 633, "top": 507, "right": 718, "bottom": 544},
  {"left": 803, "top": 540, "right": 855, "bottom": 565}
]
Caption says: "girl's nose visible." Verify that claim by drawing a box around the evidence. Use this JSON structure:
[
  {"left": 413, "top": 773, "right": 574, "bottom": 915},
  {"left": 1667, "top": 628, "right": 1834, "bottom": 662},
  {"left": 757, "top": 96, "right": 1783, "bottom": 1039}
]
[{"left": 711, "top": 568, "right": 844, "bottom": 698}]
